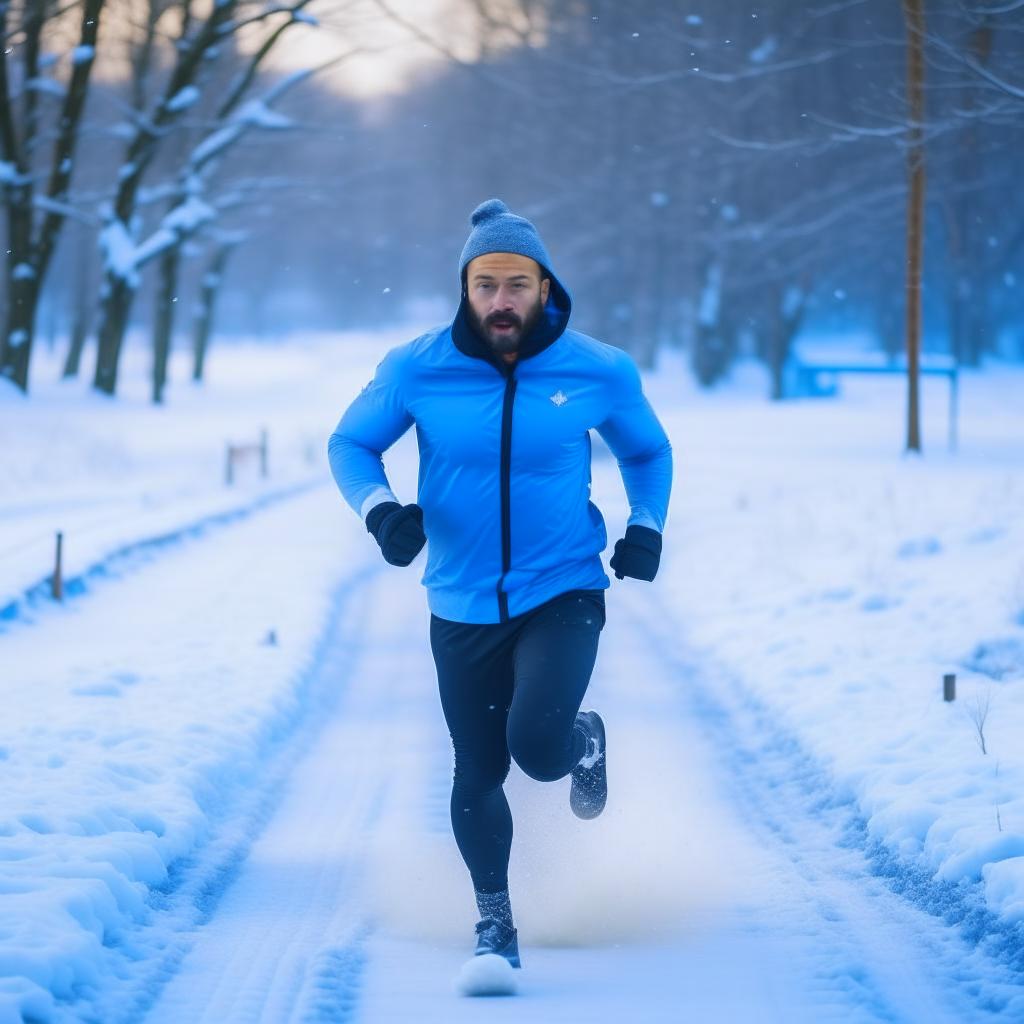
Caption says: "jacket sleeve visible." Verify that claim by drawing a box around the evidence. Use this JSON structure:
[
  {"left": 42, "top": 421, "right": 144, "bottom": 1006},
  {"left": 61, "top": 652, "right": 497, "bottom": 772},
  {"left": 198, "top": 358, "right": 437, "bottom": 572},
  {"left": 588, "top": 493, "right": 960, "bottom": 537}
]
[
  {"left": 327, "top": 346, "right": 414, "bottom": 519},
  {"left": 594, "top": 351, "right": 673, "bottom": 533}
]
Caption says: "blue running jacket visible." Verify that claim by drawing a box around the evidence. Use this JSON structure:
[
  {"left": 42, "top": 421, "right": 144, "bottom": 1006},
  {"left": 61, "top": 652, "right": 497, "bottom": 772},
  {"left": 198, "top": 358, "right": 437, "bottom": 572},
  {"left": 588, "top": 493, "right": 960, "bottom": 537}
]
[{"left": 328, "top": 279, "right": 672, "bottom": 624}]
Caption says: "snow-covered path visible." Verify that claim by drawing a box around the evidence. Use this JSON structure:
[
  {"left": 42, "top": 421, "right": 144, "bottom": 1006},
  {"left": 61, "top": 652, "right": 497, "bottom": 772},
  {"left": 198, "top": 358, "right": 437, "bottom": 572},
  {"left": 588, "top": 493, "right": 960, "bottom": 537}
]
[
  {"left": 138, "top": 568, "right": 1020, "bottom": 1023},
  {"left": 6, "top": 344, "right": 1024, "bottom": 1022}
]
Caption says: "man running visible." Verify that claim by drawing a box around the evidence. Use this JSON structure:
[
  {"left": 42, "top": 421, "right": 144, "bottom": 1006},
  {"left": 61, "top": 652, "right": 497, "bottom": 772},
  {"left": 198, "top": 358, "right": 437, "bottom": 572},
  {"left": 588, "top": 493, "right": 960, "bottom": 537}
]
[{"left": 328, "top": 199, "right": 672, "bottom": 970}]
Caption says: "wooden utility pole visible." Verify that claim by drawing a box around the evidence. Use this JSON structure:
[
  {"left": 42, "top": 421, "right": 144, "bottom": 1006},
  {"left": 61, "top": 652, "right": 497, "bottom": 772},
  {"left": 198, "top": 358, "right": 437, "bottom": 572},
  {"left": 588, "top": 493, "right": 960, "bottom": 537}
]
[{"left": 903, "top": 0, "right": 926, "bottom": 453}]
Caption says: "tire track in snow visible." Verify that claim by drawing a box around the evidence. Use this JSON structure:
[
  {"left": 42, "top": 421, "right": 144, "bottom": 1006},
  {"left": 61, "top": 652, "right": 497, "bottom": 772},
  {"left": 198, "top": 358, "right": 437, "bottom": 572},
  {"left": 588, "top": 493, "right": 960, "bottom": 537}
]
[
  {"left": 292, "top": 929, "right": 369, "bottom": 1023},
  {"left": 616, "top": 585, "right": 1024, "bottom": 1021},
  {"left": 92, "top": 556, "right": 379, "bottom": 1024},
  {"left": 137, "top": 571, "right": 436, "bottom": 1024}
]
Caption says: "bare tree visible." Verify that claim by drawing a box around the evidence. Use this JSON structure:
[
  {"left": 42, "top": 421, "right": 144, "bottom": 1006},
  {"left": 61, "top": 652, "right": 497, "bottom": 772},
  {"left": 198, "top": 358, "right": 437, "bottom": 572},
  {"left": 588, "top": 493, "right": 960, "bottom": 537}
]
[
  {"left": 92, "top": 0, "right": 239, "bottom": 396},
  {"left": 0, "top": 0, "right": 105, "bottom": 392},
  {"left": 90, "top": 0, "right": 330, "bottom": 396},
  {"left": 147, "top": 43, "right": 353, "bottom": 403}
]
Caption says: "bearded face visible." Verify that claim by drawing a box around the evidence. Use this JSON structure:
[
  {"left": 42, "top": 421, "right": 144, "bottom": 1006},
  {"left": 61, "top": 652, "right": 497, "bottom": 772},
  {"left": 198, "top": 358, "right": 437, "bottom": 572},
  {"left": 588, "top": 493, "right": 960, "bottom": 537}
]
[{"left": 465, "top": 253, "right": 550, "bottom": 358}]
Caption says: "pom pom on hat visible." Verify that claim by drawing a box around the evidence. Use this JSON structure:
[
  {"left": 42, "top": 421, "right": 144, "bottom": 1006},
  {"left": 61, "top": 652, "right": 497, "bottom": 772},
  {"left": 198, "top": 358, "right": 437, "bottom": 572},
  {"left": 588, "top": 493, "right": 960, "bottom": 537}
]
[
  {"left": 470, "top": 198, "right": 510, "bottom": 226},
  {"left": 459, "top": 197, "right": 553, "bottom": 275}
]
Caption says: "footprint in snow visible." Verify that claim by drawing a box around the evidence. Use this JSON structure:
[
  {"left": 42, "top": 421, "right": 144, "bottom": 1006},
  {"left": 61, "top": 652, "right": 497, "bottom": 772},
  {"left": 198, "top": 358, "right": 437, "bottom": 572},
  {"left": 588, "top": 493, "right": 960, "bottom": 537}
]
[{"left": 896, "top": 536, "right": 942, "bottom": 559}]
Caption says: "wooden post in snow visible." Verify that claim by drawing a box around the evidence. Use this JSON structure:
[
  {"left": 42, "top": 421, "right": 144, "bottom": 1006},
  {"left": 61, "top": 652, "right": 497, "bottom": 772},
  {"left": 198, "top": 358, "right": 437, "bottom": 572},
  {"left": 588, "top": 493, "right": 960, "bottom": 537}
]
[
  {"left": 52, "top": 532, "right": 64, "bottom": 601},
  {"left": 943, "top": 673, "right": 956, "bottom": 702}
]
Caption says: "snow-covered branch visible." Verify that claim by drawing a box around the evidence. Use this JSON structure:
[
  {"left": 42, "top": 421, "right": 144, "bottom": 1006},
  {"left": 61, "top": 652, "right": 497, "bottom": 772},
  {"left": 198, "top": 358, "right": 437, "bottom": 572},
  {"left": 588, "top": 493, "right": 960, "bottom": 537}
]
[{"left": 33, "top": 192, "right": 97, "bottom": 224}]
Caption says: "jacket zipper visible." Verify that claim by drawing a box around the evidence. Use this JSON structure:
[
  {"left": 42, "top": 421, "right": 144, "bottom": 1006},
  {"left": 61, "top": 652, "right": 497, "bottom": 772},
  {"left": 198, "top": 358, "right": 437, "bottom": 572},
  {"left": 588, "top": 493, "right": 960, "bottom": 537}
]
[{"left": 496, "top": 370, "right": 517, "bottom": 622}]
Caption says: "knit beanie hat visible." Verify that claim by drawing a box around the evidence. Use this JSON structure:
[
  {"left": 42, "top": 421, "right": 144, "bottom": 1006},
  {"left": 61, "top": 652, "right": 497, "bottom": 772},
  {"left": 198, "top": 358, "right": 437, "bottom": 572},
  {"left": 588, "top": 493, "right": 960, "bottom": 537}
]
[{"left": 459, "top": 199, "right": 554, "bottom": 278}]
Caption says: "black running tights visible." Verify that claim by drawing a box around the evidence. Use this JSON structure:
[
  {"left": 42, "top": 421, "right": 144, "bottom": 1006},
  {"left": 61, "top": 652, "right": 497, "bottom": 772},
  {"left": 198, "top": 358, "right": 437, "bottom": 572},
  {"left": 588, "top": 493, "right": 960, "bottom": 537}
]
[{"left": 429, "top": 589, "right": 606, "bottom": 894}]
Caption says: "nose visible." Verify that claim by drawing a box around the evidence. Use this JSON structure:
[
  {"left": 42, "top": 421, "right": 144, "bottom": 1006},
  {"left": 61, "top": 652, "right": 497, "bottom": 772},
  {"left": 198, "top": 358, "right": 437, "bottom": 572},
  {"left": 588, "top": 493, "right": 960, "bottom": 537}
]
[{"left": 492, "top": 285, "right": 516, "bottom": 309}]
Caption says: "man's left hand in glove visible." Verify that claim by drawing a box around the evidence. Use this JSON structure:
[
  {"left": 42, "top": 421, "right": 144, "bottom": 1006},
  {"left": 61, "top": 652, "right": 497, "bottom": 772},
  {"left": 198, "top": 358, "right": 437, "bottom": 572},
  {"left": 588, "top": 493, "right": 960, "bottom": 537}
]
[{"left": 609, "top": 524, "right": 662, "bottom": 582}]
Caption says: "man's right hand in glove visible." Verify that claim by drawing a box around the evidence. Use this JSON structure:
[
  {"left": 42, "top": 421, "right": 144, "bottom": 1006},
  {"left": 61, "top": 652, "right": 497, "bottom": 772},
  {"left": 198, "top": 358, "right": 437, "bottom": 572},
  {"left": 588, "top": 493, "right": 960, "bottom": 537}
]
[{"left": 365, "top": 501, "right": 426, "bottom": 566}]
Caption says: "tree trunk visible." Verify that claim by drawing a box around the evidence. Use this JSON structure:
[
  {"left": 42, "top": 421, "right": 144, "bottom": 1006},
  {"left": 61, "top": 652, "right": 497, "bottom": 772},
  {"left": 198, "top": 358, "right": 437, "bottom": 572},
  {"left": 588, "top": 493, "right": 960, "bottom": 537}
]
[
  {"left": 93, "top": 276, "right": 135, "bottom": 396},
  {"left": 0, "top": 0, "right": 104, "bottom": 392},
  {"left": 63, "top": 229, "right": 93, "bottom": 378},
  {"left": 1, "top": 275, "right": 39, "bottom": 391},
  {"left": 152, "top": 244, "right": 181, "bottom": 403},
  {"left": 903, "top": 0, "right": 926, "bottom": 453},
  {"left": 768, "top": 284, "right": 808, "bottom": 401},
  {"left": 692, "top": 260, "right": 731, "bottom": 388},
  {"left": 0, "top": 182, "right": 38, "bottom": 391},
  {"left": 193, "top": 244, "right": 232, "bottom": 382},
  {"left": 63, "top": 309, "right": 90, "bottom": 379}
]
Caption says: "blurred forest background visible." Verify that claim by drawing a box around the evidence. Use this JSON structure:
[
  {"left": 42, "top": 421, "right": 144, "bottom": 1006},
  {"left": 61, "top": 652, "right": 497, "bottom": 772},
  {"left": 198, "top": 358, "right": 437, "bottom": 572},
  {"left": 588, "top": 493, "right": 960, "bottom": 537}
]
[{"left": 1, "top": 0, "right": 1022, "bottom": 400}]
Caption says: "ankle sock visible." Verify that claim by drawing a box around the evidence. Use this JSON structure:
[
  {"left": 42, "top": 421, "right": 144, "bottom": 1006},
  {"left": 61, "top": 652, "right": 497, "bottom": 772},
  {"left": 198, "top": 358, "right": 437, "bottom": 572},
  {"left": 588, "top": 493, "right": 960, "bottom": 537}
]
[{"left": 475, "top": 888, "right": 514, "bottom": 931}]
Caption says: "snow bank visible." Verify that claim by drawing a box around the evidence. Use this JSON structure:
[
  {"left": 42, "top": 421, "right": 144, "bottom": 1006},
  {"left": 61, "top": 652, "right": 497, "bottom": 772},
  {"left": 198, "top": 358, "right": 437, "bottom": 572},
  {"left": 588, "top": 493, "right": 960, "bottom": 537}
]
[
  {"left": 4, "top": 329, "right": 1024, "bottom": 1017},
  {"left": 0, "top": 332, "right": 403, "bottom": 616},
  {"left": 631, "top": 350, "right": 1024, "bottom": 934},
  {"left": 0, "top": 331, "right": 412, "bottom": 1021}
]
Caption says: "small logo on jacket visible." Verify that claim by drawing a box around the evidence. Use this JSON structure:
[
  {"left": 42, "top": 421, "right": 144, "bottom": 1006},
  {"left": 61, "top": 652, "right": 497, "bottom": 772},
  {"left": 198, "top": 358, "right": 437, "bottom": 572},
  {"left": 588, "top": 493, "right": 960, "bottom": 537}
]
[{"left": 550, "top": 390, "right": 569, "bottom": 407}]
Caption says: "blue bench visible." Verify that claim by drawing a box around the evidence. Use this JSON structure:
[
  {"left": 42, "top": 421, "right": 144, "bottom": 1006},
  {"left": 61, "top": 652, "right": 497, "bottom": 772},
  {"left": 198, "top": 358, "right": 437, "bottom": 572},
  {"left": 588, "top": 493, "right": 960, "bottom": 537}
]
[{"left": 785, "top": 358, "right": 960, "bottom": 450}]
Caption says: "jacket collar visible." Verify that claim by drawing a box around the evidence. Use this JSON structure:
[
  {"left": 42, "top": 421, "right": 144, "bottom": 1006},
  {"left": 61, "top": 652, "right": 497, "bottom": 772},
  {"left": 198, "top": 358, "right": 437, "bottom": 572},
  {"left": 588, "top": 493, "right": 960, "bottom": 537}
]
[{"left": 450, "top": 269, "right": 572, "bottom": 376}]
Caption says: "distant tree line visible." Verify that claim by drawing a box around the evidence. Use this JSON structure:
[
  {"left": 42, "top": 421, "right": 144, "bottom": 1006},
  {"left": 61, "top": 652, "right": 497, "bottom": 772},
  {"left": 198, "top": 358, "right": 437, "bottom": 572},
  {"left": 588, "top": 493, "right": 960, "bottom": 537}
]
[
  {"left": 344, "top": 0, "right": 1022, "bottom": 388},
  {"left": 2, "top": 0, "right": 1022, "bottom": 399}
]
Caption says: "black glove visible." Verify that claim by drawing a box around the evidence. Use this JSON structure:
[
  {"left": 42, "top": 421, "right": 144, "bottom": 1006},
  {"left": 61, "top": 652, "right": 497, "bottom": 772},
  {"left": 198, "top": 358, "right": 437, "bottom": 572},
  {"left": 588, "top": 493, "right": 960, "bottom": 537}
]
[
  {"left": 365, "top": 501, "right": 426, "bottom": 567},
  {"left": 609, "top": 524, "right": 662, "bottom": 582}
]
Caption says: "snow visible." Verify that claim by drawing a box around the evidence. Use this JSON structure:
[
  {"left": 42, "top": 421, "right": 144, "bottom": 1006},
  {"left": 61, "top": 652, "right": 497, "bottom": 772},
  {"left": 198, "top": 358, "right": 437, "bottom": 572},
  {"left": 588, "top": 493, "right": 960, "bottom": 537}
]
[
  {"left": 32, "top": 195, "right": 90, "bottom": 224},
  {"left": 99, "top": 220, "right": 139, "bottom": 284},
  {"left": 637, "top": 352, "right": 1024, "bottom": 917},
  {"left": 166, "top": 86, "right": 200, "bottom": 113},
  {"left": 12, "top": 264, "right": 35, "bottom": 281},
  {"left": 25, "top": 78, "right": 66, "bottom": 99},
  {"left": 190, "top": 125, "right": 244, "bottom": 168},
  {"left": 749, "top": 36, "right": 778, "bottom": 64},
  {"left": 71, "top": 46, "right": 95, "bottom": 65},
  {"left": 128, "top": 198, "right": 217, "bottom": 268},
  {"left": 454, "top": 954, "right": 518, "bottom": 996},
  {"left": 236, "top": 99, "right": 293, "bottom": 130},
  {"left": 0, "top": 333, "right": 405, "bottom": 1022},
  {"left": 98, "top": 197, "right": 216, "bottom": 281},
  {"left": 189, "top": 92, "right": 294, "bottom": 171},
  {"left": 0, "top": 334, "right": 389, "bottom": 611},
  {"left": 2, "top": 333, "right": 1024, "bottom": 1021}
]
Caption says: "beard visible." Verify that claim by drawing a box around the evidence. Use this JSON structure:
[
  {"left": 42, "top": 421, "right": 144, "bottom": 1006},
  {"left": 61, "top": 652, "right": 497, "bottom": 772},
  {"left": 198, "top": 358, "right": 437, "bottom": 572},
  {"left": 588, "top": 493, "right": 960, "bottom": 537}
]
[{"left": 467, "top": 296, "right": 545, "bottom": 355}]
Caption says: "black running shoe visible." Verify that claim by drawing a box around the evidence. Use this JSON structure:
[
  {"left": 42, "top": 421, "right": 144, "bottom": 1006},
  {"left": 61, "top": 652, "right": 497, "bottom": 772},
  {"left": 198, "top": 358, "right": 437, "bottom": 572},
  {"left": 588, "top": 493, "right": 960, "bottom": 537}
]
[
  {"left": 570, "top": 710, "right": 607, "bottom": 819},
  {"left": 474, "top": 917, "right": 521, "bottom": 968}
]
